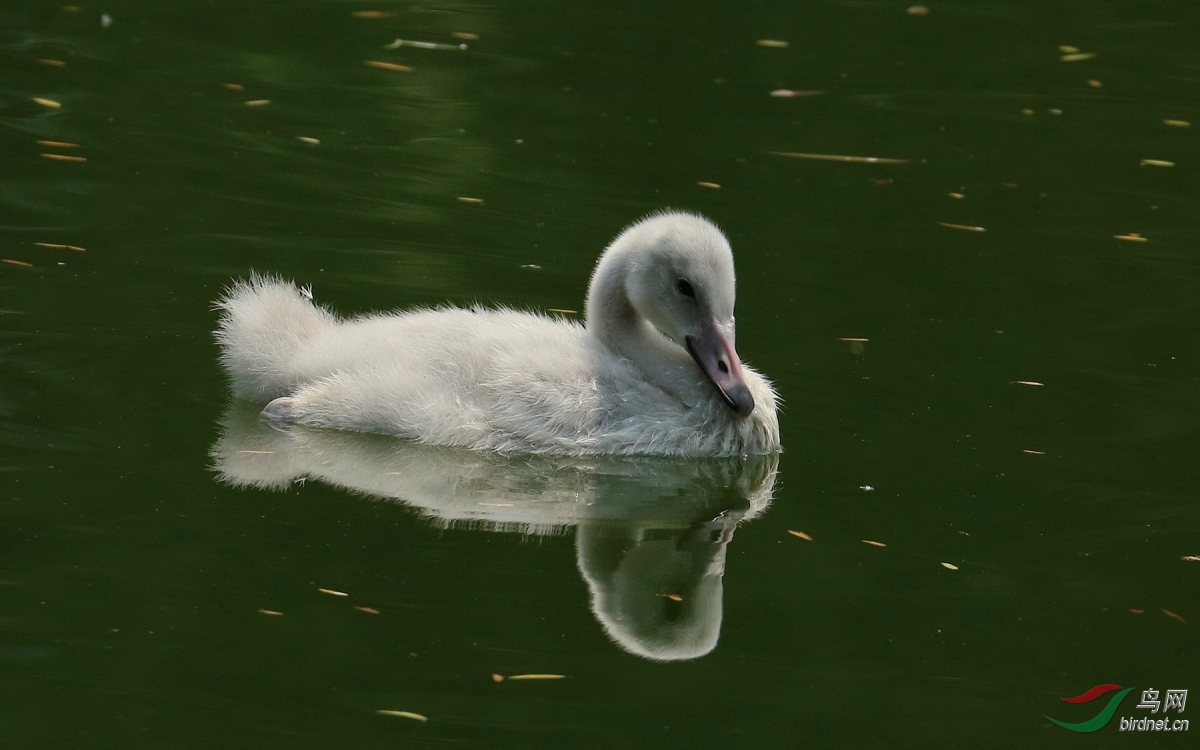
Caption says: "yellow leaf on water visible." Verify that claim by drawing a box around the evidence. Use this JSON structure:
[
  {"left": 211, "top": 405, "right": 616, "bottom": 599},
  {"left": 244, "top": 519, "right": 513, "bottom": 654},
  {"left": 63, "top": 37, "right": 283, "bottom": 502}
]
[
  {"left": 787, "top": 530, "right": 813, "bottom": 541},
  {"left": 771, "top": 151, "right": 909, "bottom": 164},
  {"left": 941, "top": 562, "right": 959, "bottom": 570},
  {"left": 376, "top": 710, "right": 427, "bottom": 721},
  {"left": 2, "top": 259, "right": 32, "bottom": 267},
  {"left": 364, "top": 60, "right": 413, "bottom": 72},
  {"left": 937, "top": 221, "right": 986, "bottom": 232},
  {"left": 1061, "top": 52, "right": 1096, "bottom": 62},
  {"left": 318, "top": 588, "right": 348, "bottom": 597},
  {"left": 756, "top": 39, "right": 789, "bottom": 48},
  {"left": 41, "top": 153, "right": 86, "bottom": 162},
  {"left": 1140, "top": 159, "right": 1174, "bottom": 167},
  {"left": 33, "top": 97, "right": 62, "bottom": 108},
  {"left": 1164, "top": 119, "right": 1191, "bottom": 127},
  {"left": 258, "top": 609, "right": 283, "bottom": 616},
  {"left": 506, "top": 674, "right": 566, "bottom": 680},
  {"left": 862, "top": 540, "right": 887, "bottom": 548},
  {"left": 244, "top": 99, "right": 271, "bottom": 107},
  {"left": 296, "top": 136, "right": 320, "bottom": 145},
  {"left": 697, "top": 181, "right": 721, "bottom": 189},
  {"left": 1114, "top": 234, "right": 1148, "bottom": 242},
  {"left": 1161, "top": 608, "right": 1189, "bottom": 625}
]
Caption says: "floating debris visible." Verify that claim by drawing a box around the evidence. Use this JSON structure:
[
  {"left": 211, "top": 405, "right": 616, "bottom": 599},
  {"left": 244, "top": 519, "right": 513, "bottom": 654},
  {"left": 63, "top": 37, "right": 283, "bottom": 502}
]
[
  {"left": 1021, "top": 109, "right": 1034, "bottom": 115},
  {"left": 37, "top": 140, "right": 79, "bottom": 148},
  {"left": 1114, "top": 233, "right": 1148, "bottom": 242},
  {"left": 1059, "top": 45, "right": 1079, "bottom": 54},
  {"left": 38, "top": 59, "right": 66, "bottom": 67},
  {"left": 1022, "top": 449, "right": 1047, "bottom": 455},
  {"left": 354, "top": 606, "right": 381, "bottom": 614},
  {"left": 1047, "top": 108, "right": 1063, "bottom": 115},
  {"left": 1129, "top": 609, "right": 1144, "bottom": 614},
  {"left": 546, "top": 308, "right": 577, "bottom": 315},
  {"left": 1140, "top": 159, "right": 1174, "bottom": 167},
  {"left": 1087, "top": 79, "right": 1103, "bottom": 88},
  {"left": 1012, "top": 381, "right": 1044, "bottom": 386},
  {"left": 940, "top": 562, "right": 959, "bottom": 570},
  {"left": 457, "top": 197, "right": 484, "bottom": 204},
  {"left": 1162, "top": 609, "right": 1188, "bottom": 625},
  {"left": 697, "top": 181, "right": 721, "bottom": 189},
  {"left": 376, "top": 710, "right": 427, "bottom": 722},
  {"left": 860, "top": 485, "right": 874, "bottom": 492},
  {"left": 101, "top": 13, "right": 112, "bottom": 29},
  {"left": 769, "top": 89, "right": 824, "bottom": 98},
  {"left": 936, "top": 221, "right": 986, "bottom": 232},
  {"left": 787, "top": 530, "right": 813, "bottom": 541},
  {"left": 296, "top": 136, "right": 320, "bottom": 145},
  {"left": 756, "top": 39, "right": 789, "bottom": 48},
  {"left": 658, "top": 594, "right": 684, "bottom": 602},
  {"left": 2, "top": 259, "right": 32, "bottom": 267},
  {"left": 236, "top": 449, "right": 273, "bottom": 455},
  {"left": 222, "top": 83, "right": 245, "bottom": 91},
  {"left": 34, "top": 242, "right": 85, "bottom": 252},
  {"left": 949, "top": 192, "right": 965, "bottom": 199},
  {"left": 41, "top": 153, "right": 86, "bottom": 162},
  {"left": 506, "top": 674, "right": 566, "bottom": 680},
  {"left": 906, "top": 5, "right": 930, "bottom": 16},
  {"left": 385, "top": 39, "right": 466, "bottom": 51},
  {"left": 32, "top": 97, "right": 62, "bottom": 109},
  {"left": 492, "top": 673, "right": 505, "bottom": 683},
  {"left": 318, "top": 588, "right": 348, "bottom": 597},
  {"left": 62, "top": 5, "right": 80, "bottom": 11},
  {"left": 364, "top": 60, "right": 413, "bottom": 72},
  {"left": 770, "top": 151, "right": 909, "bottom": 164},
  {"left": 1181, "top": 555, "right": 1200, "bottom": 562},
  {"left": 244, "top": 99, "right": 271, "bottom": 107},
  {"left": 257, "top": 609, "right": 283, "bottom": 616},
  {"left": 1061, "top": 52, "right": 1096, "bottom": 62},
  {"left": 839, "top": 337, "right": 868, "bottom": 342},
  {"left": 352, "top": 10, "right": 392, "bottom": 19},
  {"left": 1164, "top": 119, "right": 1191, "bottom": 127},
  {"left": 862, "top": 540, "right": 887, "bottom": 548},
  {"left": 453, "top": 32, "right": 480, "bottom": 41}
]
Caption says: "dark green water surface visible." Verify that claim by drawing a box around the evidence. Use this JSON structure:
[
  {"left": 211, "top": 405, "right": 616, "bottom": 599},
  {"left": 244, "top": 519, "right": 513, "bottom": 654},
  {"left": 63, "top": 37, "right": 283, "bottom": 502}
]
[{"left": 1, "top": 1, "right": 1197, "bottom": 747}]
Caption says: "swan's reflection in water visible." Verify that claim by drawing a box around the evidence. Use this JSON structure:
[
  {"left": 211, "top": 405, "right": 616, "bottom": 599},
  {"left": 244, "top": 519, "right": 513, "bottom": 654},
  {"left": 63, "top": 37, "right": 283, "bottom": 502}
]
[{"left": 210, "top": 405, "right": 779, "bottom": 661}]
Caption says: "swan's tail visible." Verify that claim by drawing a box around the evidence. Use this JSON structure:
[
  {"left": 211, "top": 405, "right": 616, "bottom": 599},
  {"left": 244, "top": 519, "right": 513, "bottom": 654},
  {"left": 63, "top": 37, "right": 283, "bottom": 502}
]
[{"left": 213, "top": 274, "right": 335, "bottom": 402}]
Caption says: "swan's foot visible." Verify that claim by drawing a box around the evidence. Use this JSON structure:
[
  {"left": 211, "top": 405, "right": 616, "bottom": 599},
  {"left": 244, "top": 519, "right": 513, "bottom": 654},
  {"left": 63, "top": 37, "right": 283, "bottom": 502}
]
[{"left": 260, "top": 396, "right": 296, "bottom": 430}]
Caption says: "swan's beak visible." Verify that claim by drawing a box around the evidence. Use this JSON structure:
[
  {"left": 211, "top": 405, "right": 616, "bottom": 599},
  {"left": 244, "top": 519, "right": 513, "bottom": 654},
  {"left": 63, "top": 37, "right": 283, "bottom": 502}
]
[{"left": 685, "top": 324, "right": 755, "bottom": 418}]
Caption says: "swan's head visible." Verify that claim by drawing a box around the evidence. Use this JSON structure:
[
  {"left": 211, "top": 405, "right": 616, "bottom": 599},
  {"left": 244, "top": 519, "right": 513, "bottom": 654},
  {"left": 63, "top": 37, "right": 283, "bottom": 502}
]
[{"left": 587, "top": 212, "right": 755, "bottom": 417}]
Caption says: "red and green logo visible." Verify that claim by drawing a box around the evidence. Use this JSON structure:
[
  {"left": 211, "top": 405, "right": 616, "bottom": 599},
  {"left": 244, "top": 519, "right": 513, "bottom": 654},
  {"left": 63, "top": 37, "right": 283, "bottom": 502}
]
[{"left": 1046, "top": 684, "right": 1134, "bottom": 732}]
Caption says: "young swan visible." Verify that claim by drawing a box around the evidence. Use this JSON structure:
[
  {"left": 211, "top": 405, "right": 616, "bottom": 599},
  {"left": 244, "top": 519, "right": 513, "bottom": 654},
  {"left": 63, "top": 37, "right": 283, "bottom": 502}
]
[{"left": 214, "top": 212, "right": 780, "bottom": 456}]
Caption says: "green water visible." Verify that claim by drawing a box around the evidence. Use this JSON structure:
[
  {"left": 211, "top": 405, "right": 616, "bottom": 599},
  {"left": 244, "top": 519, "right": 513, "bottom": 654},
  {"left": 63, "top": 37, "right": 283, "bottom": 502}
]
[{"left": 2, "top": 1, "right": 1197, "bottom": 746}]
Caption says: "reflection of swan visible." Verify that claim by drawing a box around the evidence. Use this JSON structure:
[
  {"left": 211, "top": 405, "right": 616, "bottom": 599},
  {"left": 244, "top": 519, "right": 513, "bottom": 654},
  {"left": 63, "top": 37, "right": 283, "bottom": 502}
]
[
  {"left": 211, "top": 404, "right": 778, "bottom": 660},
  {"left": 213, "top": 212, "right": 779, "bottom": 457}
]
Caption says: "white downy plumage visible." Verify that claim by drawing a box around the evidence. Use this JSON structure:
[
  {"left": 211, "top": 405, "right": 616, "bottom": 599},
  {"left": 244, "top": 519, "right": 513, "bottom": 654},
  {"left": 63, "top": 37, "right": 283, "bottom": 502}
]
[{"left": 214, "top": 211, "right": 780, "bottom": 456}]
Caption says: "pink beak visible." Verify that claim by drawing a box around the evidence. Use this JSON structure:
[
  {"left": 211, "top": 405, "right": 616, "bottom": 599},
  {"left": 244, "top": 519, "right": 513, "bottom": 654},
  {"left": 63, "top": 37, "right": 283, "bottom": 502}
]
[{"left": 685, "top": 324, "right": 755, "bottom": 417}]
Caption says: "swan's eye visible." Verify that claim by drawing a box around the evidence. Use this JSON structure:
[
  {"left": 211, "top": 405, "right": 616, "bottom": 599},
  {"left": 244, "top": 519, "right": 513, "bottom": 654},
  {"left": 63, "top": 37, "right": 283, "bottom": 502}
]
[{"left": 676, "top": 279, "right": 695, "bottom": 299}]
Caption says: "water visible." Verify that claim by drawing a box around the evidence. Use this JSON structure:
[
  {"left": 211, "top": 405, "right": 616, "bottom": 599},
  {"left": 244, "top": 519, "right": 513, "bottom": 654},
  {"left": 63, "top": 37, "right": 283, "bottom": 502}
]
[{"left": 1, "top": 1, "right": 1196, "bottom": 746}]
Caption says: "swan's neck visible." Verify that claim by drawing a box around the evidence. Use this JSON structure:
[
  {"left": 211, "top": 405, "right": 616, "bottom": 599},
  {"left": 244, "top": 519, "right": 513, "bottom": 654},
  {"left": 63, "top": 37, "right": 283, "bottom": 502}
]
[{"left": 585, "top": 252, "right": 703, "bottom": 406}]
